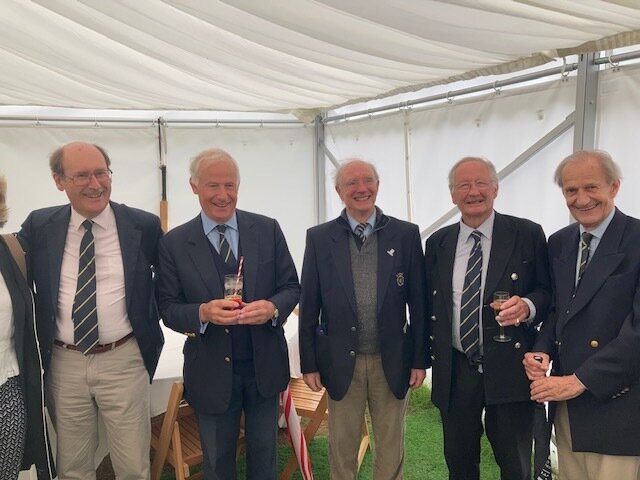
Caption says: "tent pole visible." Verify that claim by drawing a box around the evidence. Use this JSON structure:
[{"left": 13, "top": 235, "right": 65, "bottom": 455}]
[
  {"left": 573, "top": 52, "right": 599, "bottom": 151},
  {"left": 403, "top": 110, "right": 414, "bottom": 222},
  {"left": 314, "top": 115, "right": 327, "bottom": 225}
]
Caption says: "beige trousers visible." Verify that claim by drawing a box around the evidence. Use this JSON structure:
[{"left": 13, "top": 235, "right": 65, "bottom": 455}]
[
  {"left": 555, "top": 401, "right": 640, "bottom": 480},
  {"left": 47, "top": 338, "right": 151, "bottom": 480},
  {"left": 328, "top": 353, "right": 408, "bottom": 480}
]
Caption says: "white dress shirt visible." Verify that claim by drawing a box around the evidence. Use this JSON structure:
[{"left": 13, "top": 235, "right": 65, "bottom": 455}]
[{"left": 56, "top": 205, "right": 132, "bottom": 345}]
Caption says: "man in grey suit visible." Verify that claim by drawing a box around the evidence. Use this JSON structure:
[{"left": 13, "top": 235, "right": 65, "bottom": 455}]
[
  {"left": 299, "top": 158, "right": 427, "bottom": 479},
  {"left": 525, "top": 150, "right": 640, "bottom": 479},
  {"left": 158, "top": 148, "right": 300, "bottom": 480},
  {"left": 19, "top": 142, "right": 164, "bottom": 479},
  {"left": 426, "top": 156, "right": 551, "bottom": 480}
]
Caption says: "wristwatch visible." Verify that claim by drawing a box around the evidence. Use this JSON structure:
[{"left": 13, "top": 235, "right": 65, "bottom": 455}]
[{"left": 271, "top": 307, "right": 280, "bottom": 327}]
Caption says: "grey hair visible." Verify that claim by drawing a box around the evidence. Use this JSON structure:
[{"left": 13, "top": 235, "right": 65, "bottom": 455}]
[
  {"left": 49, "top": 143, "right": 111, "bottom": 175},
  {"left": 333, "top": 158, "right": 379, "bottom": 187},
  {"left": 448, "top": 156, "right": 498, "bottom": 192},
  {"left": 554, "top": 150, "right": 622, "bottom": 187},
  {"left": 0, "top": 175, "right": 7, "bottom": 227},
  {"left": 189, "top": 148, "right": 240, "bottom": 184}
]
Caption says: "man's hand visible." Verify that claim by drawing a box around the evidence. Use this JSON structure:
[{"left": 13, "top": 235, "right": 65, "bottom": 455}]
[
  {"left": 523, "top": 352, "right": 550, "bottom": 380},
  {"left": 493, "top": 295, "right": 530, "bottom": 327},
  {"left": 199, "top": 299, "right": 241, "bottom": 325},
  {"left": 303, "top": 372, "right": 323, "bottom": 392},
  {"left": 409, "top": 369, "right": 426, "bottom": 389},
  {"left": 238, "top": 300, "right": 277, "bottom": 325},
  {"left": 530, "top": 374, "right": 586, "bottom": 403}
]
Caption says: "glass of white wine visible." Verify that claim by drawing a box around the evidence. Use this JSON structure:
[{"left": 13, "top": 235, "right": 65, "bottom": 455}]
[{"left": 492, "top": 291, "right": 511, "bottom": 342}]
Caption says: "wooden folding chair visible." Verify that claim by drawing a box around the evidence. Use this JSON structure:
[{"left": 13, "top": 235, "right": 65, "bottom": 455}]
[
  {"left": 280, "top": 378, "right": 370, "bottom": 480},
  {"left": 150, "top": 382, "right": 203, "bottom": 480}
]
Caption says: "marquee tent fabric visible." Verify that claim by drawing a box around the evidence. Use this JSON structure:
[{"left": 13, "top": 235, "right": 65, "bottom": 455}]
[{"left": 1, "top": 0, "right": 640, "bottom": 120}]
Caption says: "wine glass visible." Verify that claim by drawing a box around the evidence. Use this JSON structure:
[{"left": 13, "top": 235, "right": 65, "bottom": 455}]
[{"left": 492, "top": 291, "right": 511, "bottom": 342}]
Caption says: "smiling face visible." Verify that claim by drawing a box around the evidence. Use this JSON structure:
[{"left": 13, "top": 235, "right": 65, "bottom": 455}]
[
  {"left": 190, "top": 157, "right": 239, "bottom": 223},
  {"left": 53, "top": 143, "right": 112, "bottom": 219},
  {"left": 335, "top": 160, "right": 379, "bottom": 222},
  {"left": 450, "top": 160, "right": 498, "bottom": 228},
  {"left": 560, "top": 155, "right": 619, "bottom": 231}
]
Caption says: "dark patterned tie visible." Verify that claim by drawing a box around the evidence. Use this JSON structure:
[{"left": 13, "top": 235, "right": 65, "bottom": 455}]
[
  {"left": 577, "top": 232, "right": 593, "bottom": 285},
  {"left": 354, "top": 222, "right": 368, "bottom": 243},
  {"left": 217, "top": 224, "right": 237, "bottom": 267},
  {"left": 73, "top": 220, "right": 99, "bottom": 354},
  {"left": 460, "top": 230, "right": 482, "bottom": 363}
]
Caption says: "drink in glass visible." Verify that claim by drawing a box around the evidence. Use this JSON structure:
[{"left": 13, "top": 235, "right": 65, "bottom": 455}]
[
  {"left": 492, "top": 290, "right": 511, "bottom": 342},
  {"left": 224, "top": 274, "right": 243, "bottom": 305}
]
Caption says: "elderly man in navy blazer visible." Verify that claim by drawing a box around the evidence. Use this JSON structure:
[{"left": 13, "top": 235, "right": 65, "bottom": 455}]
[
  {"left": 158, "top": 148, "right": 300, "bottom": 480},
  {"left": 426, "top": 157, "right": 551, "bottom": 480},
  {"left": 525, "top": 150, "right": 640, "bottom": 479},
  {"left": 299, "top": 158, "right": 427, "bottom": 479},
  {"left": 19, "top": 142, "right": 164, "bottom": 479}
]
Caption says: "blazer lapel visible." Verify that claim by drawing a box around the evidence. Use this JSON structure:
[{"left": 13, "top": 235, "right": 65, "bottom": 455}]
[
  {"left": 186, "top": 216, "right": 223, "bottom": 299},
  {"left": 563, "top": 211, "right": 626, "bottom": 325},
  {"left": 376, "top": 224, "right": 397, "bottom": 314},
  {"left": 484, "top": 213, "right": 516, "bottom": 303},
  {"left": 45, "top": 206, "right": 70, "bottom": 311},
  {"left": 237, "top": 211, "right": 258, "bottom": 302},
  {"left": 113, "top": 203, "right": 142, "bottom": 310},
  {"left": 330, "top": 221, "right": 358, "bottom": 316},
  {"left": 436, "top": 224, "right": 459, "bottom": 325}
]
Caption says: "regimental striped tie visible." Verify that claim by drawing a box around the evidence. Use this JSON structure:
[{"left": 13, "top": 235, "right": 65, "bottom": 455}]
[
  {"left": 577, "top": 231, "right": 593, "bottom": 286},
  {"left": 217, "top": 224, "right": 237, "bottom": 267},
  {"left": 460, "top": 230, "right": 482, "bottom": 364},
  {"left": 355, "top": 222, "right": 368, "bottom": 243},
  {"left": 73, "top": 220, "right": 99, "bottom": 354}
]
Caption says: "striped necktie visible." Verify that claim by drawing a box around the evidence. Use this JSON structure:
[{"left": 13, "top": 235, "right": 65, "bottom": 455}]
[
  {"left": 217, "top": 224, "right": 237, "bottom": 267},
  {"left": 577, "top": 232, "right": 593, "bottom": 285},
  {"left": 460, "top": 230, "right": 482, "bottom": 363},
  {"left": 354, "top": 222, "right": 368, "bottom": 243},
  {"left": 73, "top": 220, "right": 99, "bottom": 354}
]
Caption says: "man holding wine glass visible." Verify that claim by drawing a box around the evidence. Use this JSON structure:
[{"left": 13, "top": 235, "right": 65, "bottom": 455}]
[
  {"left": 158, "top": 148, "right": 300, "bottom": 479},
  {"left": 425, "top": 156, "right": 551, "bottom": 480}
]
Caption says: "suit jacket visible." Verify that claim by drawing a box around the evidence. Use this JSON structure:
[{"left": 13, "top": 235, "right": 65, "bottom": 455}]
[
  {"left": 426, "top": 212, "right": 551, "bottom": 412},
  {"left": 158, "top": 210, "right": 300, "bottom": 414},
  {"left": 534, "top": 208, "right": 640, "bottom": 455},
  {"left": 0, "top": 238, "right": 54, "bottom": 479},
  {"left": 299, "top": 210, "right": 428, "bottom": 401},
  {"left": 18, "top": 202, "right": 164, "bottom": 379}
]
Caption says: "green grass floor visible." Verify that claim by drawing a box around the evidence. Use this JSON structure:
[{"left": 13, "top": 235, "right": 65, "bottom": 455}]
[{"left": 161, "top": 386, "right": 501, "bottom": 479}]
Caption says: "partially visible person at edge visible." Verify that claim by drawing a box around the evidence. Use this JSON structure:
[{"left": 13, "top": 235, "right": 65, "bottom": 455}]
[
  {"left": 0, "top": 174, "right": 54, "bottom": 479},
  {"left": 426, "top": 157, "right": 551, "bottom": 480},
  {"left": 19, "top": 142, "right": 164, "bottom": 479},
  {"left": 299, "top": 158, "right": 428, "bottom": 480},
  {"left": 525, "top": 150, "right": 640, "bottom": 480}
]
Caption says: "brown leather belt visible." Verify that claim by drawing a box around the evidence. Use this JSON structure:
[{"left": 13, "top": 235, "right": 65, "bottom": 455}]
[{"left": 54, "top": 332, "right": 134, "bottom": 354}]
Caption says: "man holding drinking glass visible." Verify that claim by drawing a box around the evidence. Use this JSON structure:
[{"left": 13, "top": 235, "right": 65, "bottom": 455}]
[
  {"left": 158, "top": 148, "right": 300, "bottom": 480},
  {"left": 425, "top": 156, "right": 551, "bottom": 480}
]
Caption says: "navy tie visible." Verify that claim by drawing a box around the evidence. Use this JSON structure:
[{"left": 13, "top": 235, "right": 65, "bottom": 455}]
[
  {"left": 217, "top": 224, "right": 237, "bottom": 267},
  {"left": 577, "top": 232, "right": 593, "bottom": 286},
  {"left": 354, "top": 222, "right": 368, "bottom": 243},
  {"left": 73, "top": 220, "right": 99, "bottom": 354},
  {"left": 460, "top": 230, "right": 482, "bottom": 363}
]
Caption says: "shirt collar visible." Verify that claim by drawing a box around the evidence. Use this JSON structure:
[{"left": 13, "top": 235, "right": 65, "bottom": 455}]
[
  {"left": 580, "top": 207, "right": 615, "bottom": 240},
  {"left": 345, "top": 209, "right": 377, "bottom": 232},
  {"left": 70, "top": 204, "right": 113, "bottom": 232},
  {"left": 200, "top": 210, "right": 238, "bottom": 237},
  {"left": 459, "top": 211, "right": 495, "bottom": 241}
]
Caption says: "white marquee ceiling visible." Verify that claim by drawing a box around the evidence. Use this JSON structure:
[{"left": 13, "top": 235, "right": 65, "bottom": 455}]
[{"left": 1, "top": 0, "right": 639, "bottom": 119}]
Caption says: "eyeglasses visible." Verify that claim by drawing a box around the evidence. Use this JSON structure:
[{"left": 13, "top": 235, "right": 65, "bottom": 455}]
[
  {"left": 63, "top": 169, "right": 112, "bottom": 186},
  {"left": 453, "top": 180, "right": 494, "bottom": 192}
]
